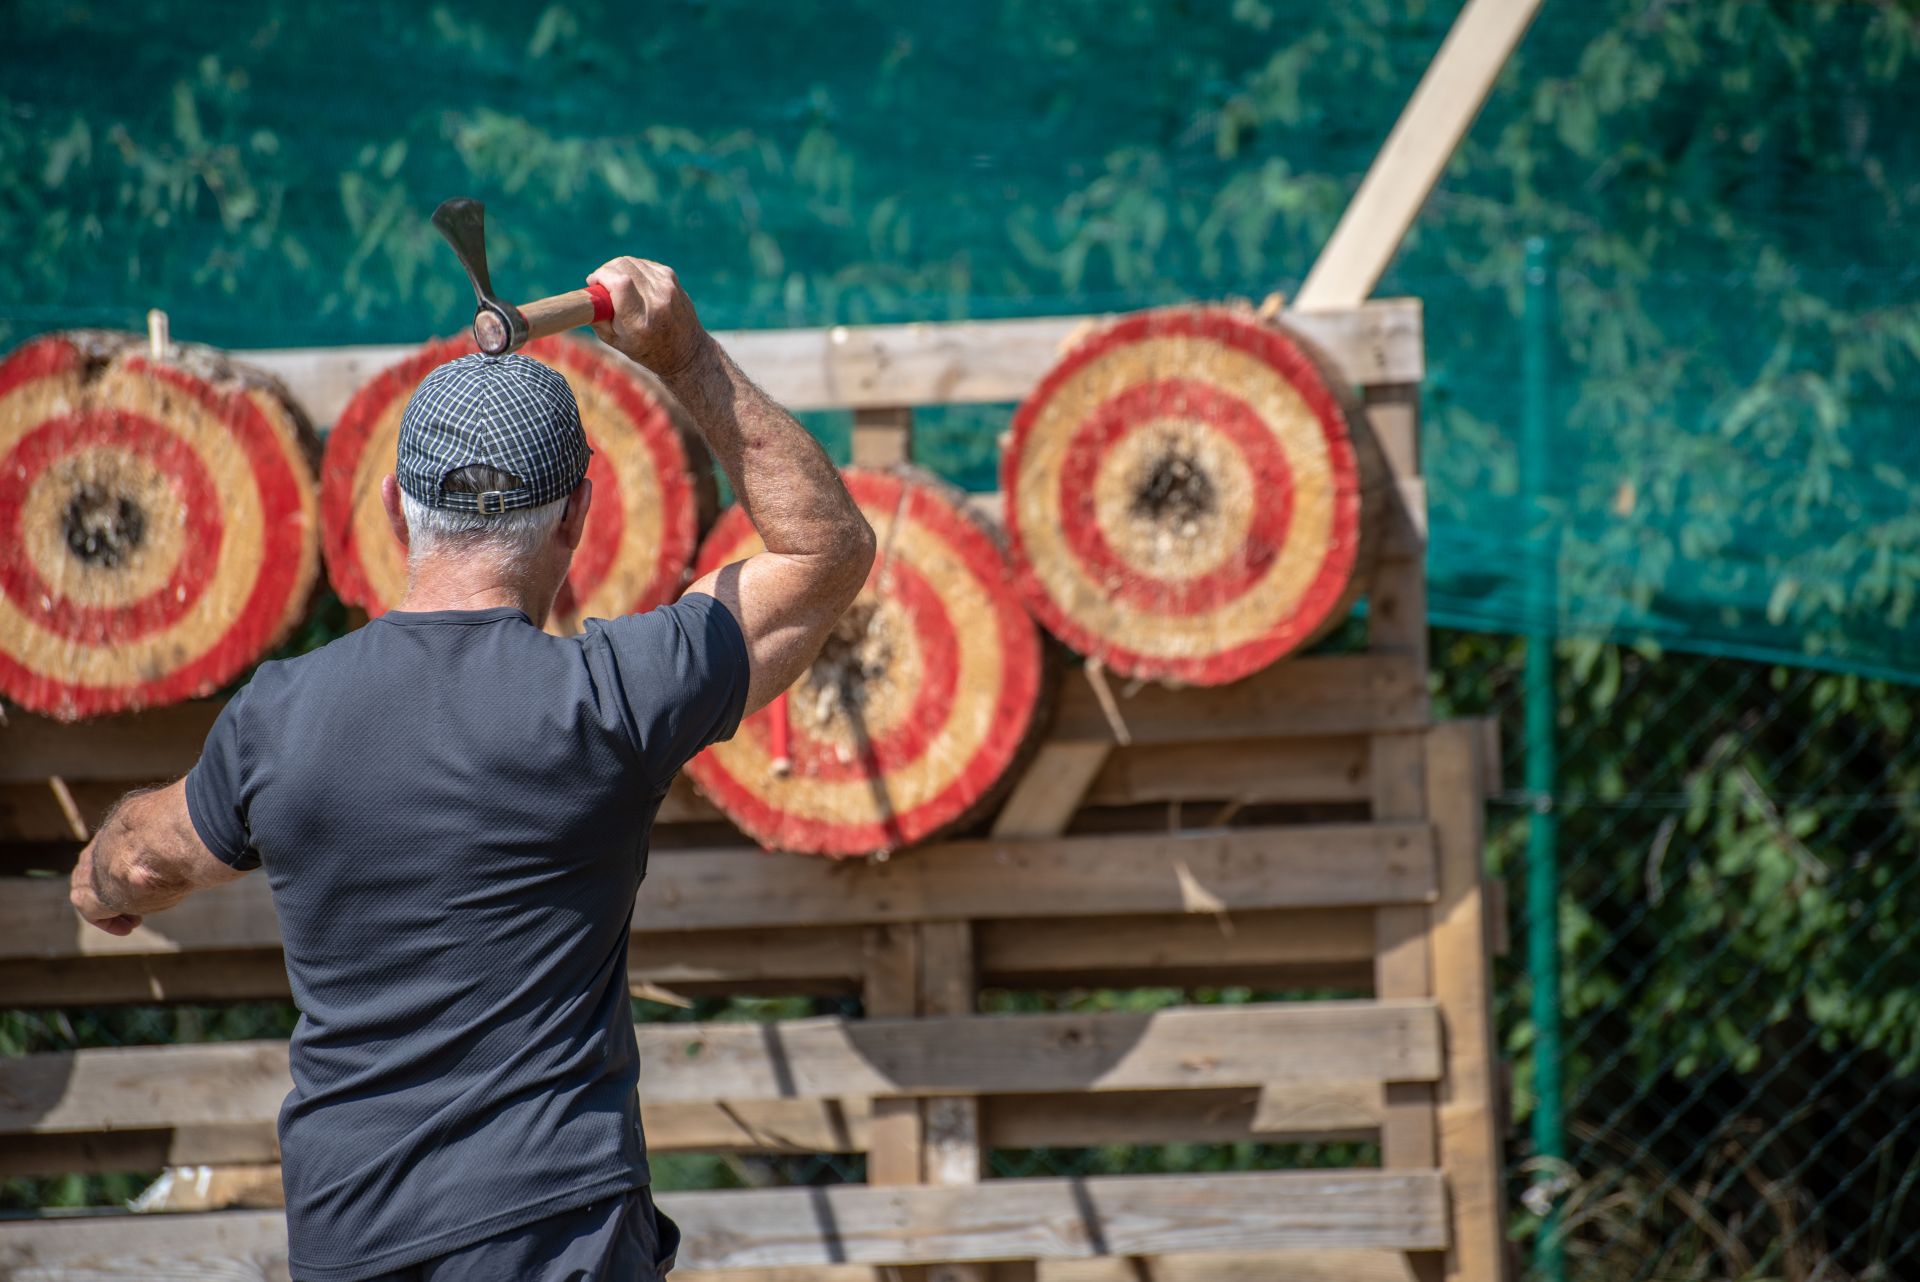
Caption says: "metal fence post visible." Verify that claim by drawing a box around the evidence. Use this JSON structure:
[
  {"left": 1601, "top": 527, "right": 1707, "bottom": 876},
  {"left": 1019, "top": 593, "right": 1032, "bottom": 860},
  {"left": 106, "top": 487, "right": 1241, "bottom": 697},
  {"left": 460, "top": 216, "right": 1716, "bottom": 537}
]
[{"left": 1522, "top": 234, "right": 1567, "bottom": 1282}]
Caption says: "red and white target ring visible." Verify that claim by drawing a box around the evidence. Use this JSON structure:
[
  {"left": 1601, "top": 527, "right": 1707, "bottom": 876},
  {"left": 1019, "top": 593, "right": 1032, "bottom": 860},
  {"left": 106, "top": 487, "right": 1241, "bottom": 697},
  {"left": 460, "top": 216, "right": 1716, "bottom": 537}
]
[
  {"left": 0, "top": 333, "right": 321, "bottom": 719},
  {"left": 321, "top": 335, "right": 703, "bottom": 633},
  {"left": 685, "top": 468, "right": 1046, "bottom": 857},
  {"left": 1003, "top": 307, "right": 1376, "bottom": 685}
]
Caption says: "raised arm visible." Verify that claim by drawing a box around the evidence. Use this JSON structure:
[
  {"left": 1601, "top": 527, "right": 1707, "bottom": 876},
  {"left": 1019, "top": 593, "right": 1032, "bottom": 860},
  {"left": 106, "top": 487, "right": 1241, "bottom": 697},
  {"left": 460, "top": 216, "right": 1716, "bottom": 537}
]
[
  {"left": 588, "top": 258, "right": 876, "bottom": 715},
  {"left": 70, "top": 781, "right": 247, "bottom": 935}
]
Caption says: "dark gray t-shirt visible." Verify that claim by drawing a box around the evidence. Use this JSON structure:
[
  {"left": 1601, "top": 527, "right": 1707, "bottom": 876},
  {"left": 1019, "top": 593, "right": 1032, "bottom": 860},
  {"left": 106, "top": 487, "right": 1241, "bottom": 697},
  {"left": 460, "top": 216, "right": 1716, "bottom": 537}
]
[{"left": 185, "top": 596, "right": 748, "bottom": 1282}]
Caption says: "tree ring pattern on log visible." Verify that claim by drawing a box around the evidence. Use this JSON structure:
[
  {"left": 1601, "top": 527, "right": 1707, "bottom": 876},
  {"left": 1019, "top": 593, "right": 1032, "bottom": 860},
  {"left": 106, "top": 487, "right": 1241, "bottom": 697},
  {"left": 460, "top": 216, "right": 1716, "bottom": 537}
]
[
  {"left": 0, "top": 332, "right": 320, "bottom": 720},
  {"left": 321, "top": 335, "right": 702, "bottom": 634},
  {"left": 685, "top": 467, "right": 1045, "bottom": 857},
  {"left": 1003, "top": 307, "right": 1376, "bottom": 686}
]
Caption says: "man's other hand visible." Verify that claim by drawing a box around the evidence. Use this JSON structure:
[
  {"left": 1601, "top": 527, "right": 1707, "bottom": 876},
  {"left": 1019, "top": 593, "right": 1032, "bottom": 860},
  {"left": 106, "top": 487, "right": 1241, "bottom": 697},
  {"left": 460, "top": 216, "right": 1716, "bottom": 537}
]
[
  {"left": 71, "top": 843, "right": 142, "bottom": 936},
  {"left": 587, "top": 257, "right": 711, "bottom": 379}
]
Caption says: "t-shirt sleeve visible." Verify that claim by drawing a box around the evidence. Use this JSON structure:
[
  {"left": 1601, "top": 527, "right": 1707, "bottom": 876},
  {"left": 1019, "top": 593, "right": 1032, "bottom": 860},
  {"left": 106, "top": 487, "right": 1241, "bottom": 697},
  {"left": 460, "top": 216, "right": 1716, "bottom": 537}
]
[
  {"left": 590, "top": 592, "right": 751, "bottom": 792},
  {"left": 184, "top": 686, "right": 261, "bottom": 870}
]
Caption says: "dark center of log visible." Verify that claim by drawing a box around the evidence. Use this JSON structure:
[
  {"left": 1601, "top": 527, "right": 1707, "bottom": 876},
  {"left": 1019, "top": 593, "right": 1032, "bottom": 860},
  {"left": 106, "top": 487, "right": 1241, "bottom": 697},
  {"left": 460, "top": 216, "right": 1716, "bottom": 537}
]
[
  {"left": 63, "top": 484, "right": 146, "bottom": 569},
  {"left": 1130, "top": 450, "right": 1215, "bottom": 528},
  {"left": 806, "top": 601, "right": 893, "bottom": 720}
]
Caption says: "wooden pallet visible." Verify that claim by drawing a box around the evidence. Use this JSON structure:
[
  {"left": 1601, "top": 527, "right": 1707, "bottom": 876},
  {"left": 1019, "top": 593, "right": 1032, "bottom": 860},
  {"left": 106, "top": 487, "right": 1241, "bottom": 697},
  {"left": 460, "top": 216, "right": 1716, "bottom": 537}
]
[{"left": 0, "top": 299, "right": 1509, "bottom": 1282}]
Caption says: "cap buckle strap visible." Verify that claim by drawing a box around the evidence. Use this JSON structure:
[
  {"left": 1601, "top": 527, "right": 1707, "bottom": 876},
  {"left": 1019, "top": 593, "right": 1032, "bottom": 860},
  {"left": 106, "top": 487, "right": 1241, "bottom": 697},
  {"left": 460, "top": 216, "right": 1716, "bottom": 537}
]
[{"left": 476, "top": 490, "right": 507, "bottom": 515}]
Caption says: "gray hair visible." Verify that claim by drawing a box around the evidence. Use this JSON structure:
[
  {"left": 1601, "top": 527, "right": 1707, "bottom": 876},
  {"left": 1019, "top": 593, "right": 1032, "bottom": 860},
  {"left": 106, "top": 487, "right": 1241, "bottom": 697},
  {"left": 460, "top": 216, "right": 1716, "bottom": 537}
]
[{"left": 400, "top": 491, "right": 568, "bottom": 572}]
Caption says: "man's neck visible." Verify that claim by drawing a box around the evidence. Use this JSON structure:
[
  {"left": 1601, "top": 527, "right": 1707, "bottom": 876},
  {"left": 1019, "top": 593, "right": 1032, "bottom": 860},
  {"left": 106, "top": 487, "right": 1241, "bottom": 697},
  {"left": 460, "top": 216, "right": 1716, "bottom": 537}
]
[{"left": 394, "top": 556, "right": 552, "bottom": 626}]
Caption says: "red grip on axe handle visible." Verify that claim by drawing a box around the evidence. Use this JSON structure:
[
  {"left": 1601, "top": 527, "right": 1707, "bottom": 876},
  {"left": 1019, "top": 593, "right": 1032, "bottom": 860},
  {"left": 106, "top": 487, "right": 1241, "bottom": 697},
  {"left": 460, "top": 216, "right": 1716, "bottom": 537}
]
[
  {"left": 587, "top": 281, "right": 613, "bottom": 324},
  {"left": 768, "top": 691, "right": 793, "bottom": 778}
]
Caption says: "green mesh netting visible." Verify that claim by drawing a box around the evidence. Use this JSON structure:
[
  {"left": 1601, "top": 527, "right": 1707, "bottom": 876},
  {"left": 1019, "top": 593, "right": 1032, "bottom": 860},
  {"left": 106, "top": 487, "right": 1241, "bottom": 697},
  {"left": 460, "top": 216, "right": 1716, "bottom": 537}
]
[{"left": 3, "top": 0, "right": 1917, "bottom": 679}]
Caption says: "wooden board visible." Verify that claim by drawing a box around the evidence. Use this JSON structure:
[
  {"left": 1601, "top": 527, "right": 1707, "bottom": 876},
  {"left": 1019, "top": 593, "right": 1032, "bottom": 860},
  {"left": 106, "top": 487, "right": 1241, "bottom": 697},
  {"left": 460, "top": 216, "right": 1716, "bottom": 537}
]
[
  {"left": 237, "top": 300, "right": 1424, "bottom": 426},
  {"left": 0, "top": 1081, "right": 1388, "bottom": 1179},
  {"left": 0, "top": 822, "right": 1438, "bottom": 962},
  {"left": 1048, "top": 654, "right": 1427, "bottom": 744},
  {"left": 1425, "top": 721, "right": 1508, "bottom": 1282},
  {"left": 1085, "top": 737, "right": 1371, "bottom": 807},
  {"left": 0, "top": 1170, "right": 1449, "bottom": 1274},
  {"left": 1, "top": 653, "right": 1422, "bottom": 788},
  {"left": 0, "top": 1001, "right": 1438, "bottom": 1141}
]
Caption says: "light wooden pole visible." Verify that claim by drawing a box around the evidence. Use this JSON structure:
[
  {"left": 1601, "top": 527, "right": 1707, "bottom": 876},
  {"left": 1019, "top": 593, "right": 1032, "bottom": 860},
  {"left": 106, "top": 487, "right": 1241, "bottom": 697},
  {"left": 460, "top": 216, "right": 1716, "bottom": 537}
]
[{"left": 1294, "top": 0, "right": 1544, "bottom": 313}]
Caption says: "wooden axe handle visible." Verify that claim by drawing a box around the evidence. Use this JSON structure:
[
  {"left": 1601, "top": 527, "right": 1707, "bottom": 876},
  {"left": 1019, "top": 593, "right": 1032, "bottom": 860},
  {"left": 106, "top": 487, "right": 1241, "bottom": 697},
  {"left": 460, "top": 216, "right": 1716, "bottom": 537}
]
[{"left": 521, "top": 281, "right": 614, "bottom": 342}]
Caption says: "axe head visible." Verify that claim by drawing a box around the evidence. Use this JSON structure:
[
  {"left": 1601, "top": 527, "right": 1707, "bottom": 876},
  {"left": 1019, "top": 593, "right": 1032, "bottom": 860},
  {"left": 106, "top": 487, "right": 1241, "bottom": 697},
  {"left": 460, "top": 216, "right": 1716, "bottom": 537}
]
[{"left": 432, "top": 197, "right": 526, "bottom": 355}]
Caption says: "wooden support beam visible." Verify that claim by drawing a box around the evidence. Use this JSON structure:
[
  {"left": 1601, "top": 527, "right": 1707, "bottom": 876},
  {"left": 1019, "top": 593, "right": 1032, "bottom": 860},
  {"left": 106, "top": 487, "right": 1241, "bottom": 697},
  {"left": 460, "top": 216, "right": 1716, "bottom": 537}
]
[
  {"left": 0, "top": 1082, "right": 1392, "bottom": 1179},
  {"left": 0, "top": 654, "right": 1425, "bottom": 800},
  {"left": 991, "top": 743, "right": 1114, "bottom": 838},
  {"left": 1, "top": 822, "right": 1439, "bottom": 963},
  {"left": 851, "top": 406, "right": 914, "bottom": 468},
  {"left": 0, "top": 904, "right": 1388, "bottom": 1009},
  {"left": 1085, "top": 738, "right": 1370, "bottom": 808},
  {"left": 1426, "top": 721, "right": 1510, "bottom": 1282},
  {"left": 0, "top": 1002, "right": 1440, "bottom": 1147},
  {"left": 222, "top": 301, "right": 1423, "bottom": 429},
  {"left": 1049, "top": 655, "right": 1427, "bottom": 745},
  {"left": 0, "top": 1171, "right": 1449, "bottom": 1274},
  {"left": 863, "top": 923, "right": 923, "bottom": 1186},
  {"left": 1294, "top": 0, "right": 1543, "bottom": 312}
]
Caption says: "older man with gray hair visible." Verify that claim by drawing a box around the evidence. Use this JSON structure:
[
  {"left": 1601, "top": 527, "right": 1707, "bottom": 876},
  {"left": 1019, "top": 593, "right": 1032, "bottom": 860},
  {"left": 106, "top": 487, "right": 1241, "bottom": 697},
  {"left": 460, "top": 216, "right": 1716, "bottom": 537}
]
[{"left": 68, "top": 257, "right": 876, "bottom": 1282}]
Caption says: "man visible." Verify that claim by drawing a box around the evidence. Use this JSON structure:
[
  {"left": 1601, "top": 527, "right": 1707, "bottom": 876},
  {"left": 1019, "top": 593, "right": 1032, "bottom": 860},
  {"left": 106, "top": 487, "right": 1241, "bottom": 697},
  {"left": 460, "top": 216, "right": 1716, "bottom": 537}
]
[{"left": 67, "top": 258, "right": 876, "bottom": 1282}]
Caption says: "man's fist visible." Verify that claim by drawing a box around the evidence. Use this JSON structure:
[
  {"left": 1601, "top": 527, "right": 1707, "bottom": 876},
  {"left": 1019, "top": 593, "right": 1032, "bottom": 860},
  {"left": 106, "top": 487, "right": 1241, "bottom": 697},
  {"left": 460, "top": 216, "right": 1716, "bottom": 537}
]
[
  {"left": 587, "top": 257, "right": 711, "bottom": 379},
  {"left": 70, "top": 842, "right": 141, "bottom": 936}
]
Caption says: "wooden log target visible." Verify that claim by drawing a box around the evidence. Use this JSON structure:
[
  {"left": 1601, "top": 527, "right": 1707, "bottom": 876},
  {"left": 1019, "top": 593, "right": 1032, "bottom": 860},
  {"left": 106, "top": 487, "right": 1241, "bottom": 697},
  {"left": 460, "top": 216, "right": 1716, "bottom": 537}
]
[
  {"left": 321, "top": 335, "right": 710, "bottom": 634},
  {"left": 685, "top": 467, "right": 1047, "bottom": 857},
  {"left": 1003, "top": 306, "right": 1382, "bottom": 686},
  {"left": 0, "top": 332, "right": 321, "bottom": 721}
]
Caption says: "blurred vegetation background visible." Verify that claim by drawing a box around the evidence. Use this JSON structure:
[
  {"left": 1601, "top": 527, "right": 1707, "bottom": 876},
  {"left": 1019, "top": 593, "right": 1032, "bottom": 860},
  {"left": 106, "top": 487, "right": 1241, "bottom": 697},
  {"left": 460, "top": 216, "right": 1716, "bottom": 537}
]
[{"left": 5, "top": 1, "right": 1919, "bottom": 1277}]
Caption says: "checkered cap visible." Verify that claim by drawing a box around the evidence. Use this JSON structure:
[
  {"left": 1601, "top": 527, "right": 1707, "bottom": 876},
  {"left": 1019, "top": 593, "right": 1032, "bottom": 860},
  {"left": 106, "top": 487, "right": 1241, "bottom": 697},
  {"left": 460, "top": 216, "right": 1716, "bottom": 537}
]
[{"left": 396, "top": 353, "right": 591, "bottom": 513}]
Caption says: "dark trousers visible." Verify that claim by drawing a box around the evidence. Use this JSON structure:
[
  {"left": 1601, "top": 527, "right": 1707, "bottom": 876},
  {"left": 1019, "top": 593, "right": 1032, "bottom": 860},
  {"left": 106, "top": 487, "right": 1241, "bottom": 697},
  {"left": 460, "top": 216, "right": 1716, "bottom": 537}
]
[{"left": 347, "top": 1186, "right": 679, "bottom": 1282}]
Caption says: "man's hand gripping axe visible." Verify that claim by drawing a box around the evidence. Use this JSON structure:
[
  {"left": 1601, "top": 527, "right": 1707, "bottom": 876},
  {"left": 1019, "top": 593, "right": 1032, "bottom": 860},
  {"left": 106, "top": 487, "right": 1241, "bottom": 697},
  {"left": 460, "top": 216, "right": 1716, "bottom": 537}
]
[{"left": 432, "top": 197, "right": 613, "bottom": 356}]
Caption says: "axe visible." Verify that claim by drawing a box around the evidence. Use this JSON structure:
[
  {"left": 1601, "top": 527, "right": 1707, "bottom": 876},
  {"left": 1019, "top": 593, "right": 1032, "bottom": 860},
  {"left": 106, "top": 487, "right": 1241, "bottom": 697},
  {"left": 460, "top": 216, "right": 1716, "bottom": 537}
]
[{"left": 432, "top": 197, "right": 613, "bottom": 356}]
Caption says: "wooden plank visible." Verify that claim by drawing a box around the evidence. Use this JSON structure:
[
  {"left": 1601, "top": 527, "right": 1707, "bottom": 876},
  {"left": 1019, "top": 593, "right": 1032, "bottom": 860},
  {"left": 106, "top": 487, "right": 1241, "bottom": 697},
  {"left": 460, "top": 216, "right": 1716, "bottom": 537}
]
[
  {"left": 230, "top": 301, "right": 1424, "bottom": 428},
  {"left": 2, "top": 654, "right": 1422, "bottom": 794},
  {"left": 0, "top": 1171, "right": 1449, "bottom": 1273},
  {"left": 0, "top": 702, "right": 217, "bottom": 782},
  {"left": 0, "top": 822, "right": 1437, "bottom": 962},
  {"left": 1426, "top": 721, "right": 1509, "bottom": 1282},
  {"left": 991, "top": 743, "right": 1113, "bottom": 838},
  {"left": 1037, "top": 1252, "right": 1421, "bottom": 1282},
  {"left": 0, "top": 925, "right": 870, "bottom": 1009},
  {"left": 1086, "top": 739, "right": 1370, "bottom": 808},
  {"left": 1, "top": 1082, "right": 1391, "bottom": 1179},
  {"left": 976, "top": 908, "right": 1375, "bottom": 985},
  {"left": 850, "top": 406, "right": 914, "bottom": 468},
  {"left": 1294, "top": 0, "right": 1543, "bottom": 312},
  {"left": 1050, "top": 655, "right": 1427, "bottom": 745},
  {"left": 0, "top": 1002, "right": 1440, "bottom": 1144},
  {"left": 645, "top": 825, "right": 1441, "bottom": 933},
  {"left": 471, "top": 1252, "right": 1422, "bottom": 1282},
  {"left": 994, "top": 1083, "right": 1380, "bottom": 1147},
  {"left": 1361, "top": 377, "right": 1439, "bottom": 1191},
  {"left": 720, "top": 1001, "right": 1440, "bottom": 1098}
]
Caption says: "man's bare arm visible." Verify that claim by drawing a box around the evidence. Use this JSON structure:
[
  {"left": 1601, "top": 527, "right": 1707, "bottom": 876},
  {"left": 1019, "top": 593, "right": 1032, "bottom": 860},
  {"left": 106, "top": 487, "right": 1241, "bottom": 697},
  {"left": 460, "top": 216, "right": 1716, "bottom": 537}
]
[
  {"left": 70, "top": 781, "right": 247, "bottom": 936},
  {"left": 588, "top": 257, "right": 876, "bottom": 714}
]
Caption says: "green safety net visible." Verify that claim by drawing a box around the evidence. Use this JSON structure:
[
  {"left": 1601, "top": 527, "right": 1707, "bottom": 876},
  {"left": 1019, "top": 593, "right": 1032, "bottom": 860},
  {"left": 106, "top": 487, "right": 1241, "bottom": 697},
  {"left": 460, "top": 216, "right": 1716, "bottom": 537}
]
[{"left": 4, "top": 0, "right": 1919, "bottom": 680}]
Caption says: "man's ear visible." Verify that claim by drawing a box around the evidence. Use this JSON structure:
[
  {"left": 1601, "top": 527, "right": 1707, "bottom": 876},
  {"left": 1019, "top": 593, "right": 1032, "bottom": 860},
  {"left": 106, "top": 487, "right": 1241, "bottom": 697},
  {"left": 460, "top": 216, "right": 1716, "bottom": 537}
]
[
  {"left": 380, "top": 475, "right": 410, "bottom": 548},
  {"left": 559, "top": 478, "right": 593, "bottom": 552}
]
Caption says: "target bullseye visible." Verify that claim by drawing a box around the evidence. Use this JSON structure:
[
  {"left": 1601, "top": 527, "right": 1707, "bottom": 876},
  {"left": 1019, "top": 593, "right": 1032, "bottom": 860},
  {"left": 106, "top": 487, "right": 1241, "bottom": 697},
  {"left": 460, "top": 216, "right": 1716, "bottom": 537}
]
[
  {"left": 0, "top": 332, "right": 321, "bottom": 720},
  {"left": 1003, "top": 306, "right": 1381, "bottom": 686},
  {"left": 320, "top": 335, "right": 709, "bottom": 634},
  {"left": 684, "top": 467, "right": 1047, "bottom": 858}
]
